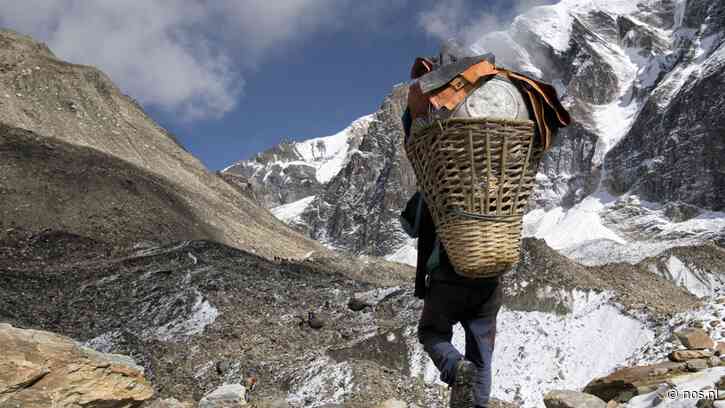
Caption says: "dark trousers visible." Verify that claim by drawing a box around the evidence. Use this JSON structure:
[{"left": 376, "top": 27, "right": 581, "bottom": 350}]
[{"left": 418, "top": 279, "right": 502, "bottom": 406}]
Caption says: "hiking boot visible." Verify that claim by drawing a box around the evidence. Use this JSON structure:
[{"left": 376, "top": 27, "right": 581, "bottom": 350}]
[{"left": 449, "top": 359, "right": 476, "bottom": 408}]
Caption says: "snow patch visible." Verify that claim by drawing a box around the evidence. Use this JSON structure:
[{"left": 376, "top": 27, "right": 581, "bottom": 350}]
[
  {"left": 353, "top": 287, "right": 402, "bottom": 306},
  {"left": 408, "top": 290, "right": 653, "bottom": 408},
  {"left": 523, "top": 193, "right": 627, "bottom": 251},
  {"left": 590, "top": 96, "right": 640, "bottom": 164},
  {"left": 271, "top": 195, "right": 316, "bottom": 224},
  {"left": 666, "top": 256, "right": 709, "bottom": 297},
  {"left": 512, "top": 0, "right": 639, "bottom": 54},
  {"left": 293, "top": 115, "right": 374, "bottom": 183},
  {"left": 287, "top": 357, "right": 353, "bottom": 407},
  {"left": 561, "top": 200, "right": 725, "bottom": 266},
  {"left": 385, "top": 238, "right": 418, "bottom": 266},
  {"left": 148, "top": 292, "right": 219, "bottom": 341}
]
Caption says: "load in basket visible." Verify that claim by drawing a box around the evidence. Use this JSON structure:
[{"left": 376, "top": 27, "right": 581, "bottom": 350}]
[{"left": 404, "top": 53, "right": 571, "bottom": 278}]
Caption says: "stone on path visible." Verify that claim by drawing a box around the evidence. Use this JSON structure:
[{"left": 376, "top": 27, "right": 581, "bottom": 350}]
[
  {"left": 199, "top": 383, "right": 247, "bottom": 407},
  {"left": 686, "top": 359, "right": 709, "bottom": 372},
  {"left": 544, "top": 390, "right": 607, "bottom": 408},
  {"left": 675, "top": 328, "right": 715, "bottom": 349}
]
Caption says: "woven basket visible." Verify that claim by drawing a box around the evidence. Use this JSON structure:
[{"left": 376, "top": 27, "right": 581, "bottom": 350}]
[{"left": 405, "top": 118, "right": 543, "bottom": 278}]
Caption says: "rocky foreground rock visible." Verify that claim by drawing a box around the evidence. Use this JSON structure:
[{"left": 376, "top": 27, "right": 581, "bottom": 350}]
[
  {"left": 0, "top": 323, "right": 153, "bottom": 408},
  {"left": 543, "top": 390, "right": 606, "bottom": 408}
]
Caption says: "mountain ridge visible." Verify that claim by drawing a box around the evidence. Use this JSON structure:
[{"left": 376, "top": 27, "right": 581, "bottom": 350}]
[{"left": 225, "top": 0, "right": 725, "bottom": 267}]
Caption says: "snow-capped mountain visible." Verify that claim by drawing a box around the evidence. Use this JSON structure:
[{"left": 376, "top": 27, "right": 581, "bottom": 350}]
[
  {"left": 223, "top": 115, "right": 374, "bottom": 209},
  {"left": 224, "top": 0, "right": 724, "bottom": 267}
]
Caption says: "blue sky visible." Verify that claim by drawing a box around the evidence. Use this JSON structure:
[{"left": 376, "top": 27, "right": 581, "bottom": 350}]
[
  {"left": 148, "top": 18, "right": 441, "bottom": 170},
  {"left": 0, "top": 0, "right": 552, "bottom": 170}
]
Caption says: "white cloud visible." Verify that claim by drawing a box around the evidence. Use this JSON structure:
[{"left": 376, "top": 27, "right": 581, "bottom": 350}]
[
  {"left": 0, "top": 0, "right": 408, "bottom": 120},
  {"left": 417, "top": 0, "right": 552, "bottom": 47}
]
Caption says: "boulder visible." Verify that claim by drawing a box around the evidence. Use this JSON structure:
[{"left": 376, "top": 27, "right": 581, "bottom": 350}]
[
  {"left": 686, "top": 359, "right": 709, "bottom": 372},
  {"left": 544, "top": 390, "right": 607, "bottom": 408},
  {"left": 675, "top": 328, "right": 715, "bottom": 349},
  {"left": 198, "top": 383, "right": 247, "bottom": 407},
  {"left": 308, "top": 312, "right": 325, "bottom": 330},
  {"left": 584, "top": 362, "right": 685, "bottom": 402},
  {"left": 670, "top": 350, "right": 714, "bottom": 362},
  {"left": 0, "top": 323, "right": 153, "bottom": 408}
]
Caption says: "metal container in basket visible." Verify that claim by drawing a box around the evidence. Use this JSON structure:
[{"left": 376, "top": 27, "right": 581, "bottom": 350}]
[{"left": 405, "top": 118, "right": 543, "bottom": 278}]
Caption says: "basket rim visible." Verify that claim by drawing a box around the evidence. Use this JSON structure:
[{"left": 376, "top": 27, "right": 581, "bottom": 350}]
[{"left": 405, "top": 117, "right": 536, "bottom": 149}]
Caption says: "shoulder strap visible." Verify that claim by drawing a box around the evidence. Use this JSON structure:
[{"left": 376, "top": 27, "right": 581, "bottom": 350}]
[
  {"left": 428, "top": 60, "right": 499, "bottom": 111},
  {"left": 413, "top": 193, "right": 425, "bottom": 235}
]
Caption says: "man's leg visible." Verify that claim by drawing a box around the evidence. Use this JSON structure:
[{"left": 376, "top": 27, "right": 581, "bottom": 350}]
[
  {"left": 417, "top": 282, "right": 463, "bottom": 385},
  {"left": 462, "top": 284, "right": 502, "bottom": 407},
  {"left": 462, "top": 315, "right": 498, "bottom": 407}
]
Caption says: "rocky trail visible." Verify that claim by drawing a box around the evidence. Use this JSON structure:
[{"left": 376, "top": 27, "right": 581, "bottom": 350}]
[
  {"left": 0, "top": 228, "right": 431, "bottom": 407},
  {"left": 1, "top": 227, "right": 723, "bottom": 407}
]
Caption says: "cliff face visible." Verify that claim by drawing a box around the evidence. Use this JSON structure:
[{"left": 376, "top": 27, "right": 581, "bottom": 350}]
[
  {"left": 0, "top": 29, "right": 322, "bottom": 259},
  {"left": 299, "top": 85, "right": 416, "bottom": 256},
  {"left": 604, "top": 0, "right": 725, "bottom": 210}
]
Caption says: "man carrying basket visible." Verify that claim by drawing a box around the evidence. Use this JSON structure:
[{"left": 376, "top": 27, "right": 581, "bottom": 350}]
[{"left": 401, "top": 41, "right": 570, "bottom": 408}]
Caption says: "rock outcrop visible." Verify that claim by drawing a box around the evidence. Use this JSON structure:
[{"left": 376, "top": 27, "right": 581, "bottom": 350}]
[
  {"left": 299, "top": 85, "right": 415, "bottom": 256},
  {"left": 0, "top": 323, "right": 153, "bottom": 408},
  {"left": 604, "top": 0, "right": 725, "bottom": 211},
  {"left": 543, "top": 390, "right": 607, "bottom": 408}
]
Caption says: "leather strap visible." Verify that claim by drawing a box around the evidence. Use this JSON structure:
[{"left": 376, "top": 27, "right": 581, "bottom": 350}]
[{"left": 429, "top": 60, "right": 498, "bottom": 111}]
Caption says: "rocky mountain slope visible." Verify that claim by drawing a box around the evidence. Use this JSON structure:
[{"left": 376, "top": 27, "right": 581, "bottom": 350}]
[
  {"left": 224, "top": 85, "right": 415, "bottom": 257},
  {"left": 0, "top": 29, "right": 321, "bottom": 260},
  {"left": 224, "top": 0, "right": 725, "bottom": 267}
]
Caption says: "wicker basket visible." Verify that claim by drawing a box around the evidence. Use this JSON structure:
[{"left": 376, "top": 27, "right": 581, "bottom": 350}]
[{"left": 405, "top": 118, "right": 543, "bottom": 278}]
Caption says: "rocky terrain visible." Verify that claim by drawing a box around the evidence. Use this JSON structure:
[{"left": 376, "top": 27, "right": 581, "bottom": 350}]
[
  {"left": 1, "top": 0, "right": 725, "bottom": 406},
  {"left": 2, "top": 226, "right": 722, "bottom": 408}
]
